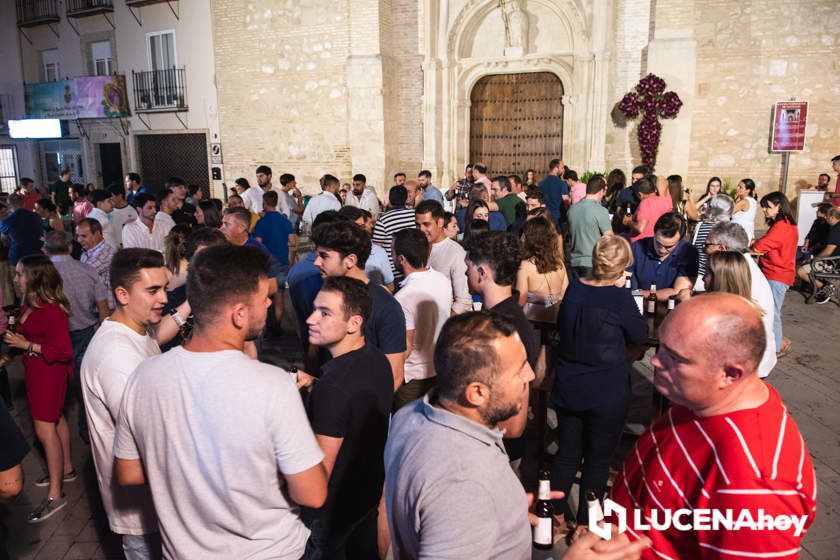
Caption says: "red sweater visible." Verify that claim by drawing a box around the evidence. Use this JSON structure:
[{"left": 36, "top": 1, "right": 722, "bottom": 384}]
[{"left": 754, "top": 219, "right": 798, "bottom": 286}]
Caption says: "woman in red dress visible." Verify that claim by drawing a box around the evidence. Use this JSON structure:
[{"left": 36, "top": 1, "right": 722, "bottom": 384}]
[{"left": 4, "top": 254, "right": 74, "bottom": 523}]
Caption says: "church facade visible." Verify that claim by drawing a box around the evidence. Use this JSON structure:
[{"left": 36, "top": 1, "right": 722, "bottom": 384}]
[{"left": 212, "top": 0, "right": 839, "bottom": 197}]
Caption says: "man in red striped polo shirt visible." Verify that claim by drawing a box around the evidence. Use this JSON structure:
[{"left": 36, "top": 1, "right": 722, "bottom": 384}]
[{"left": 610, "top": 293, "right": 816, "bottom": 559}]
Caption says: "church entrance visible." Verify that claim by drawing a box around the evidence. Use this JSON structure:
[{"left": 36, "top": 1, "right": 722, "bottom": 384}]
[{"left": 469, "top": 72, "right": 564, "bottom": 180}]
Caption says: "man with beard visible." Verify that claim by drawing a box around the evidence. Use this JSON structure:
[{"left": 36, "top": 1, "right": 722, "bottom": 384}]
[
  {"left": 114, "top": 245, "right": 327, "bottom": 559},
  {"left": 384, "top": 312, "right": 649, "bottom": 559},
  {"left": 82, "top": 249, "right": 189, "bottom": 558}
]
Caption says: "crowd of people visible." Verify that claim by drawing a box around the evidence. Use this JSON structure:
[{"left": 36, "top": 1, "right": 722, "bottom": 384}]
[{"left": 0, "top": 155, "right": 833, "bottom": 560}]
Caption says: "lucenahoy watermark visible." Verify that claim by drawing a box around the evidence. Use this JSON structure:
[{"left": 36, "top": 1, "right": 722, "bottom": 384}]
[{"left": 588, "top": 499, "right": 809, "bottom": 540}]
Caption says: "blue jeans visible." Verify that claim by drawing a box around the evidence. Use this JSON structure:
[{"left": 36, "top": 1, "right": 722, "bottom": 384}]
[
  {"left": 122, "top": 533, "right": 162, "bottom": 560},
  {"left": 768, "top": 280, "right": 788, "bottom": 350}
]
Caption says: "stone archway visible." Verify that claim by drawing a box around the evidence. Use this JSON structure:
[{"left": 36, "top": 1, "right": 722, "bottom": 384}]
[{"left": 469, "top": 71, "right": 564, "bottom": 178}]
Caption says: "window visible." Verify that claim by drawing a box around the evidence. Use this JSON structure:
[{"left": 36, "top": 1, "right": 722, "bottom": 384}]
[
  {"left": 42, "top": 49, "right": 60, "bottom": 82},
  {"left": 146, "top": 30, "right": 176, "bottom": 71},
  {"left": 0, "top": 146, "right": 19, "bottom": 194},
  {"left": 91, "top": 41, "right": 113, "bottom": 76}
]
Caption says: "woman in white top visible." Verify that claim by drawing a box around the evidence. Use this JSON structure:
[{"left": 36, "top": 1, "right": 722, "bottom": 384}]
[{"left": 731, "top": 178, "right": 758, "bottom": 242}]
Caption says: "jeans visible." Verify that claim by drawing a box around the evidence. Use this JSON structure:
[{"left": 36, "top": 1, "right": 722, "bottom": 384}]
[
  {"left": 550, "top": 398, "right": 630, "bottom": 525},
  {"left": 767, "top": 280, "right": 788, "bottom": 350},
  {"left": 68, "top": 324, "right": 96, "bottom": 441},
  {"left": 122, "top": 533, "right": 162, "bottom": 560}
]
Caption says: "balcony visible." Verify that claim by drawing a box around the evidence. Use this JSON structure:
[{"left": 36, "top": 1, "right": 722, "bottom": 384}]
[
  {"left": 66, "top": 0, "right": 113, "bottom": 18},
  {"left": 132, "top": 67, "right": 188, "bottom": 113},
  {"left": 15, "top": 0, "right": 60, "bottom": 27},
  {"left": 125, "top": 0, "right": 174, "bottom": 7}
]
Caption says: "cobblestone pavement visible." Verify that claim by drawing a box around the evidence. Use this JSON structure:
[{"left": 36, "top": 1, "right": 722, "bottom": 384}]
[{"left": 2, "top": 291, "right": 838, "bottom": 559}]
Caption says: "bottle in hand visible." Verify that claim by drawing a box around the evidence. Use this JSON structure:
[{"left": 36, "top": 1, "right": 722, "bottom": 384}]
[
  {"left": 533, "top": 469, "right": 553, "bottom": 550},
  {"left": 646, "top": 283, "right": 658, "bottom": 315},
  {"left": 586, "top": 490, "right": 604, "bottom": 526}
]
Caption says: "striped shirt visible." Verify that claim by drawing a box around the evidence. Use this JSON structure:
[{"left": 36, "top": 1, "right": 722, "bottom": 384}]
[
  {"left": 81, "top": 240, "right": 116, "bottom": 309},
  {"left": 372, "top": 207, "right": 417, "bottom": 281},
  {"left": 610, "top": 384, "right": 816, "bottom": 560}
]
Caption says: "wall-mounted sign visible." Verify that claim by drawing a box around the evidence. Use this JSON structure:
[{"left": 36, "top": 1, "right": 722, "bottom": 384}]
[
  {"left": 25, "top": 75, "right": 130, "bottom": 119},
  {"left": 211, "top": 143, "right": 223, "bottom": 164},
  {"left": 9, "top": 119, "right": 62, "bottom": 139},
  {"left": 771, "top": 101, "right": 808, "bottom": 152}
]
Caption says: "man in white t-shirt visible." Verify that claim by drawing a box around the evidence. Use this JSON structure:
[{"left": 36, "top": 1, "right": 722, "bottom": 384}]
[
  {"left": 151, "top": 188, "right": 178, "bottom": 253},
  {"left": 344, "top": 173, "right": 381, "bottom": 219},
  {"left": 88, "top": 190, "right": 119, "bottom": 249},
  {"left": 705, "top": 222, "right": 777, "bottom": 377},
  {"left": 108, "top": 183, "right": 138, "bottom": 248},
  {"left": 81, "top": 248, "right": 190, "bottom": 559},
  {"left": 415, "top": 200, "right": 472, "bottom": 314},
  {"left": 113, "top": 244, "right": 327, "bottom": 559},
  {"left": 302, "top": 174, "right": 342, "bottom": 233},
  {"left": 392, "top": 229, "right": 452, "bottom": 409}
]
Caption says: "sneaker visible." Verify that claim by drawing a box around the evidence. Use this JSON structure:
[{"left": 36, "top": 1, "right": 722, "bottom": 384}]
[
  {"left": 814, "top": 286, "right": 832, "bottom": 305},
  {"left": 27, "top": 495, "right": 67, "bottom": 524},
  {"left": 34, "top": 469, "right": 78, "bottom": 487}
]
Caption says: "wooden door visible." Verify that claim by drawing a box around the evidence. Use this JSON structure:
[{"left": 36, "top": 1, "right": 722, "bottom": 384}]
[{"left": 469, "top": 72, "right": 564, "bottom": 181}]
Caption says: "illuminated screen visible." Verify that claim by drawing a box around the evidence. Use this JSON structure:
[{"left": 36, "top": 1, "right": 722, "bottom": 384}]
[{"left": 9, "top": 119, "right": 62, "bottom": 139}]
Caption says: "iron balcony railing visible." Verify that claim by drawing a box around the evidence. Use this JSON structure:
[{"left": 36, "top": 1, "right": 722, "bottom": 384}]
[
  {"left": 66, "top": 0, "right": 114, "bottom": 17},
  {"left": 132, "top": 67, "right": 188, "bottom": 112},
  {"left": 15, "top": 0, "right": 60, "bottom": 27}
]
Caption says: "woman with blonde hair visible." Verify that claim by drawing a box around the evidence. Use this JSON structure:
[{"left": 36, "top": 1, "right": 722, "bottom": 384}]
[
  {"left": 548, "top": 234, "right": 648, "bottom": 527},
  {"left": 704, "top": 250, "right": 752, "bottom": 296},
  {"left": 3, "top": 255, "right": 74, "bottom": 523},
  {"left": 516, "top": 216, "right": 568, "bottom": 322}
]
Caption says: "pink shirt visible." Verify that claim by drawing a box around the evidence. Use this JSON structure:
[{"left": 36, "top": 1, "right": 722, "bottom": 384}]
[
  {"left": 72, "top": 200, "right": 93, "bottom": 224},
  {"left": 570, "top": 182, "right": 586, "bottom": 205},
  {"left": 630, "top": 195, "right": 673, "bottom": 242}
]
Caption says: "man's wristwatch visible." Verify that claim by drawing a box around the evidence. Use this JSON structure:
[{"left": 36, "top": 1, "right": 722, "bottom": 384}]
[{"left": 170, "top": 309, "right": 186, "bottom": 328}]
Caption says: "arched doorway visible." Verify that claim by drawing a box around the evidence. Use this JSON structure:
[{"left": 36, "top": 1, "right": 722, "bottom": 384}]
[{"left": 469, "top": 72, "right": 564, "bottom": 179}]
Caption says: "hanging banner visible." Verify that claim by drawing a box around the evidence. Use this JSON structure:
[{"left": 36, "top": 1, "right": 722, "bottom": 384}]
[
  {"left": 25, "top": 75, "right": 130, "bottom": 119},
  {"left": 771, "top": 101, "right": 808, "bottom": 152}
]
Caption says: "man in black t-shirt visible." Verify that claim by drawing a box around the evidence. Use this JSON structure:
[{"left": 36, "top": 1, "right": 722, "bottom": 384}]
[
  {"left": 297, "top": 276, "right": 392, "bottom": 559},
  {"left": 311, "top": 220, "right": 406, "bottom": 390},
  {"left": 1, "top": 405, "right": 30, "bottom": 559},
  {"left": 465, "top": 231, "right": 539, "bottom": 469}
]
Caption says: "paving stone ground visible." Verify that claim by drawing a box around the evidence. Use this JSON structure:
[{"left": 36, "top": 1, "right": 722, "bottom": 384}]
[{"left": 2, "top": 290, "right": 838, "bottom": 559}]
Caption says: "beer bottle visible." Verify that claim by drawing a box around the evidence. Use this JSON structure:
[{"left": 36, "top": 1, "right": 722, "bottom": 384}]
[
  {"left": 533, "top": 469, "right": 553, "bottom": 550},
  {"left": 667, "top": 295, "right": 676, "bottom": 311},
  {"left": 624, "top": 277, "right": 631, "bottom": 290},
  {"left": 646, "top": 283, "right": 657, "bottom": 315},
  {"left": 7, "top": 314, "right": 16, "bottom": 333},
  {"left": 586, "top": 490, "right": 604, "bottom": 525}
]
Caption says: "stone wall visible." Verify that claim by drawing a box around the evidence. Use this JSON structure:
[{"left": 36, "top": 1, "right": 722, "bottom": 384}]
[
  {"left": 212, "top": 0, "right": 354, "bottom": 194},
  {"left": 686, "top": 0, "right": 840, "bottom": 199}
]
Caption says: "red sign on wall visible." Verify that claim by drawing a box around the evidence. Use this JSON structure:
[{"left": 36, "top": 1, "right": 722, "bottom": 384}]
[{"left": 771, "top": 101, "right": 808, "bottom": 151}]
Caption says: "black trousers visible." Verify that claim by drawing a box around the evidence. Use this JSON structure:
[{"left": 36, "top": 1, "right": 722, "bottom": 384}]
[{"left": 550, "top": 397, "right": 629, "bottom": 524}]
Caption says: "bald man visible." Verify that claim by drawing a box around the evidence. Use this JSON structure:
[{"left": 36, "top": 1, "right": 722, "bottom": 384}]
[{"left": 610, "top": 293, "right": 816, "bottom": 560}]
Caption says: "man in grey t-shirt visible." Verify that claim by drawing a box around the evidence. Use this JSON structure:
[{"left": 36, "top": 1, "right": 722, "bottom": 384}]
[
  {"left": 114, "top": 245, "right": 327, "bottom": 559},
  {"left": 384, "top": 311, "right": 650, "bottom": 560}
]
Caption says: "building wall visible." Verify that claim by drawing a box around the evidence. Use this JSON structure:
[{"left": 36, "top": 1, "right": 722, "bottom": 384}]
[
  {"left": 212, "top": 0, "right": 355, "bottom": 195},
  {"left": 113, "top": 0, "right": 220, "bottom": 194},
  {"left": 685, "top": 0, "right": 840, "bottom": 199}
]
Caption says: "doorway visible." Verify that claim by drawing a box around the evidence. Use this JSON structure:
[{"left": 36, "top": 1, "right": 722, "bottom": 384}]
[
  {"left": 469, "top": 72, "right": 564, "bottom": 179},
  {"left": 98, "top": 143, "right": 123, "bottom": 188}
]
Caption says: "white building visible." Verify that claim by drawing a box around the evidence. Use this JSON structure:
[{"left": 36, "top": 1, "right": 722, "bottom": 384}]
[{"left": 0, "top": 0, "right": 223, "bottom": 196}]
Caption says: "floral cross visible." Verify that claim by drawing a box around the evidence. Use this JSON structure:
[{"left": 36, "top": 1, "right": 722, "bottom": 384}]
[{"left": 618, "top": 74, "right": 683, "bottom": 169}]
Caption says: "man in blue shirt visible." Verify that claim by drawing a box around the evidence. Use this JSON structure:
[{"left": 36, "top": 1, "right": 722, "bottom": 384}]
[
  {"left": 538, "top": 158, "right": 570, "bottom": 226},
  {"left": 0, "top": 194, "right": 43, "bottom": 265},
  {"left": 254, "top": 190, "right": 296, "bottom": 268},
  {"left": 418, "top": 170, "right": 445, "bottom": 205},
  {"left": 628, "top": 212, "right": 699, "bottom": 301}
]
